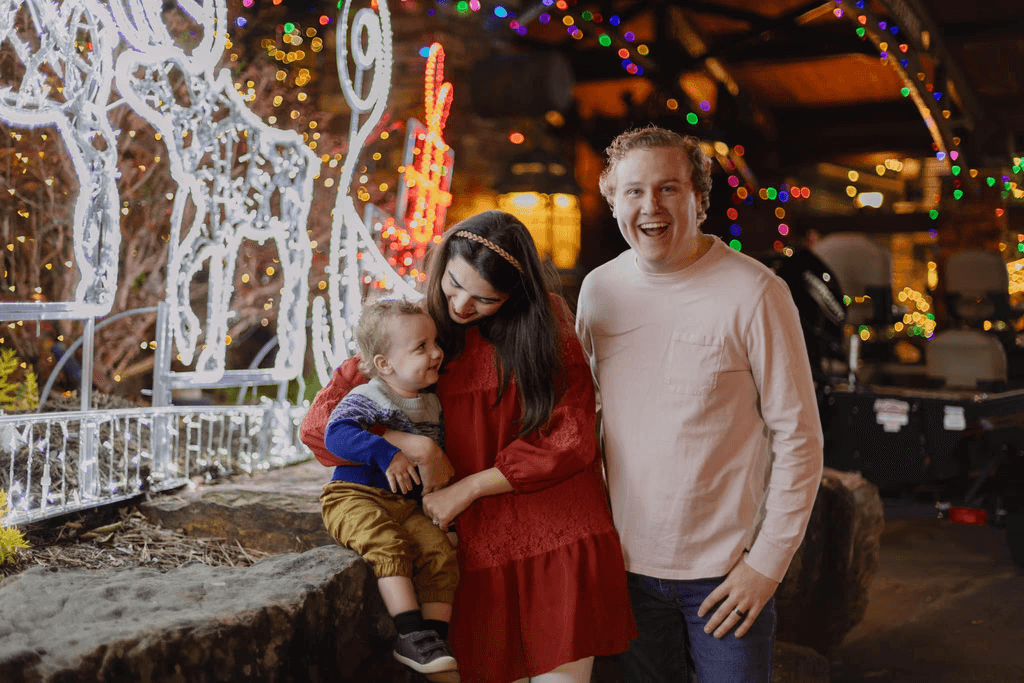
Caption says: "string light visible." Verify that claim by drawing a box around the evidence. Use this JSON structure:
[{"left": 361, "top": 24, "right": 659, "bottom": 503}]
[
  {"left": 114, "top": 0, "right": 318, "bottom": 382},
  {"left": 0, "top": 0, "right": 123, "bottom": 318}
]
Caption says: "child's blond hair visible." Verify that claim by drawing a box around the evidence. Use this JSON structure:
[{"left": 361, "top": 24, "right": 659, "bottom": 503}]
[{"left": 355, "top": 298, "right": 429, "bottom": 378}]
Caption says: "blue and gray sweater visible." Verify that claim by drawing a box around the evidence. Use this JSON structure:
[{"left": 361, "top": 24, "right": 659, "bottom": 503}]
[{"left": 323, "top": 377, "right": 444, "bottom": 495}]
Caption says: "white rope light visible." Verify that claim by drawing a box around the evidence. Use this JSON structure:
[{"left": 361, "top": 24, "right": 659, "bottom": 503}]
[
  {"left": 113, "top": 0, "right": 319, "bottom": 383},
  {"left": 312, "top": 0, "right": 420, "bottom": 386},
  {"left": 0, "top": 0, "right": 122, "bottom": 317}
]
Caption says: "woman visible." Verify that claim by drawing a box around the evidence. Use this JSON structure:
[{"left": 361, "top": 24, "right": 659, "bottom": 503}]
[{"left": 301, "top": 210, "right": 636, "bottom": 682}]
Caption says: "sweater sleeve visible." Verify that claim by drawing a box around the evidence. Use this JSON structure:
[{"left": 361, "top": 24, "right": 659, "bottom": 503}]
[
  {"left": 324, "top": 417, "right": 401, "bottom": 473},
  {"left": 300, "top": 357, "right": 373, "bottom": 467},
  {"left": 494, "top": 301, "right": 600, "bottom": 494},
  {"left": 743, "top": 277, "right": 825, "bottom": 582}
]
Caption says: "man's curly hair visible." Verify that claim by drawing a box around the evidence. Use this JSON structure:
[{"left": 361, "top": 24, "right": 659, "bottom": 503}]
[{"left": 598, "top": 125, "right": 712, "bottom": 226}]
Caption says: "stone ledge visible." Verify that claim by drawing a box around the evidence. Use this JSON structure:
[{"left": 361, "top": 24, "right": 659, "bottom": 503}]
[{"left": 0, "top": 546, "right": 420, "bottom": 683}]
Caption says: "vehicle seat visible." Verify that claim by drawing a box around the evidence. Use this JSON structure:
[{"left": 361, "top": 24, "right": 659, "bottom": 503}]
[
  {"left": 944, "top": 249, "right": 1015, "bottom": 325},
  {"left": 812, "top": 233, "right": 894, "bottom": 327},
  {"left": 926, "top": 329, "right": 1008, "bottom": 390}
]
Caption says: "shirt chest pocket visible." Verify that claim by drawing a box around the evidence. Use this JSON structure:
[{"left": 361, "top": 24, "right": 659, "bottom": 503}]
[{"left": 664, "top": 332, "right": 726, "bottom": 395}]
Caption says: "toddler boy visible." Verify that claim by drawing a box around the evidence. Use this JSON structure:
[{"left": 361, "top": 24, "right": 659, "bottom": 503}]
[{"left": 319, "top": 298, "right": 458, "bottom": 680}]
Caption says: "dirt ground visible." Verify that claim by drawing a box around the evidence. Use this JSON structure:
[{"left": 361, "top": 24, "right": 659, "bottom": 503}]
[{"left": 829, "top": 503, "right": 1024, "bottom": 683}]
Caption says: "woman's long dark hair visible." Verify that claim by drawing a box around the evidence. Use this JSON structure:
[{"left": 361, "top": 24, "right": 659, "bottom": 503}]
[{"left": 425, "top": 210, "right": 564, "bottom": 438}]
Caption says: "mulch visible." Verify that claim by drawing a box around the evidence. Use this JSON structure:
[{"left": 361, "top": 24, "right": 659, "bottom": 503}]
[{"left": 1, "top": 504, "right": 274, "bottom": 580}]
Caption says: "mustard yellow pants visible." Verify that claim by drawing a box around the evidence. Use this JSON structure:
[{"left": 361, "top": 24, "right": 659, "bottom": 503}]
[{"left": 320, "top": 481, "right": 459, "bottom": 604}]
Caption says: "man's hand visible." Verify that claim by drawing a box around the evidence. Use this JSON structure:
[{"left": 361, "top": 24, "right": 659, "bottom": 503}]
[
  {"left": 384, "top": 452, "right": 420, "bottom": 494},
  {"left": 698, "top": 557, "right": 780, "bottom": 639},
  {"left": 422, "top": 478, "right": 475, "bottom": 530}
]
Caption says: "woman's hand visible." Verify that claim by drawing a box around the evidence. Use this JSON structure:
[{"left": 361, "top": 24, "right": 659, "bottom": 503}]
[
  {"left": 422, "top": 479, "right": 476, "bottom": 529},
  {"left": 384, "top": 452, "right": 420, "bottom": 494},
  {"left": 422, "top": 468, "right": 515, "bottom": 529},
  {"left": 382, "top": 430, "right": 454, "bottom": 493}
]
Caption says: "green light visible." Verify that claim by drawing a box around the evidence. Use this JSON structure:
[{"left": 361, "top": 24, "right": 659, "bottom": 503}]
[
  {"left": 856, "top": 27, "right": 866, "bottom": 38},
  {"left": 843, "top": 295, "right": 852, "bottom": 306},
  {"left": 728, "top": 239, "right": 742, "bottom": 251},
  {"left": 987, "top": 177, "right": 996, "bottom": 186},
  {"left": 953, "top": 189, "right": 963, "bottom": 200},
  {"left": 900, "top": 87, "right": 910, "bottom": 97},
  {"left": 1015, "top": 166, "right": 1022, "bottom": 174},
  {"left": 1006, "top": 182, "right": 1013, "bottom": 190},
  {"left": 929, "top": 209, "right": 939, "bottom": 219},
  {"left": 598, "top": 34, "right": 611, "bottom": 47},
  {"left": 926, "top": 313, "right": 935, "bottom": 320},
  {"left": 582, "top": 11, "right": 593, "bottom": 20},
  {"left": 1019, "top": 243, "right": 1024, "bottom": 253},
  {"left": 686, "top": 112, "right": 698, "bottom": 125},
  {"left": 456, "top": 0, "right": 468, "bottom": 12},
  {"left": 858, "top": 325, "right": 868, "bottom": 333},
  {"left": 766, "top": 187, "right": 778, "bottom": 200},
  {"left": 951, "top": 165, "right": 960, "bottom": 176},
  {"left": 284, "top": 22, "right": 295, "bottom": 33}
]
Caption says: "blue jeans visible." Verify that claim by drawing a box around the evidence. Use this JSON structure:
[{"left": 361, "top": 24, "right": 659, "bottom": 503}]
[{"left": 620, "top": 571, "right": 776, "bottom": 683}]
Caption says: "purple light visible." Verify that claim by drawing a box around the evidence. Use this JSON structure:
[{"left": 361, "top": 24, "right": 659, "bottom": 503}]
[
  {"left": 236, "top": 16, "right": 247, "bottom": 26},
  {"left": 624, "top": 31, "right": 635, "bottom": 41},
  {"left": 878, "top": 21, "right": 887, "bottom": 29},
  {"left": 880, "top": 51, "right": 888, "bottom": 60},
  {"left": 936, "top": 152, "right": 946, "bottom": 160},
  {"left": 517, "top": 25, "right": 527, "bottom": 35},
  {"left": 699, "top": 101, "right": 711, "bottom": 112},
  {"left": 539, "top": 13, "right": 550, "bottom": 23},
  {"left": 542, "top": 0, "right": 554, "bottom": 5}
]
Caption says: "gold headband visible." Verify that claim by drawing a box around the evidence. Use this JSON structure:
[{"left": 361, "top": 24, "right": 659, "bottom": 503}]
[{"left": 454, "top": 230, "right": 524, "bottom": 273}]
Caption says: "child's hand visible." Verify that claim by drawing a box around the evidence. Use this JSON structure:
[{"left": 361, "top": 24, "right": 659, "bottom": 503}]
[
  {"left": 418, "top": 453, "right": 455, "bottom": 494},
  {"left": 385, "top": 452, "right": 421, "bottom": 494}
]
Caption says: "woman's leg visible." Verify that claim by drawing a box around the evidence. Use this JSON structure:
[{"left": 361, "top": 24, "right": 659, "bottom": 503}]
[{"left": 525, "top": 656, "right": 595, "bottom": 683}]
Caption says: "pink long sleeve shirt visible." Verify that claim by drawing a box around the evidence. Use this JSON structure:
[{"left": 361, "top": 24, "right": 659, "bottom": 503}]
[{"left": 576, "top": 237, "right": 824, "bottom": 583}]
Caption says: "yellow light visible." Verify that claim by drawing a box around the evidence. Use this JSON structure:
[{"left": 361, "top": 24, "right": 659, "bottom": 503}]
[
  {"left": 846, "top": 185, "right": 857, "bottom": 197},
  {"left": 774, "top": 207, "right": 786, "bottom": 219},
  {"left": 848, "top": 170, "right": 859, "bottom": 181}
]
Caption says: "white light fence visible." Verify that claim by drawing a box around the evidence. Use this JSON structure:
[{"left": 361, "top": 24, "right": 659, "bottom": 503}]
[{"left": 0, "top": 402, "right": 310, "bottom": 526}]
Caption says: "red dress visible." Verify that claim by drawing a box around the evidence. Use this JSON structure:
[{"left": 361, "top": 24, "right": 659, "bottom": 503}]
[{"left": 301, "top": 304, "right": 637, "bottom": 682}]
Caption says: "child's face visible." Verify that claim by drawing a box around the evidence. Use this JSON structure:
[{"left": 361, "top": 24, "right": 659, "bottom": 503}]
[{"left": 376, "top": 312, "right": 444, "bottom": 398}]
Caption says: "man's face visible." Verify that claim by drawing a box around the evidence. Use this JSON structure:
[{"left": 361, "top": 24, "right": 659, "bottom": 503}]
[{"left": 611, "top": 146, "right": 704, "bottom": 274}]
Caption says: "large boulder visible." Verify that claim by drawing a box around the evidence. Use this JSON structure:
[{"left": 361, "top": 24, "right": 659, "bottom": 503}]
[
  {"left": 140, "top": 459, "right": 334, "bottom": 554},
  {"left": 0, "top": 546, "right": 419, "bottom": 682},
  {"left": 775, "top": 467, "right": 885, "bottom": 655}
]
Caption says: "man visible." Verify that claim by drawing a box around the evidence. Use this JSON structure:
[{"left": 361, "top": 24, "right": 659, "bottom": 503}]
[{"left": 576, "top": 125, "right": 823, "bottom": 682}]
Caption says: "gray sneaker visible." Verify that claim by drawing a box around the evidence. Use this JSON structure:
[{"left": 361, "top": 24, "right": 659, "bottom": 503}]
[{"left": 392, "top": 629, "right": 458, "bottom": 675}]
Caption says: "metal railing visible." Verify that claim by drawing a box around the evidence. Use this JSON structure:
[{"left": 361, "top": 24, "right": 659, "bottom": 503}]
[{"left": 0, "top": 402, "right": 310, "bottom": 526}]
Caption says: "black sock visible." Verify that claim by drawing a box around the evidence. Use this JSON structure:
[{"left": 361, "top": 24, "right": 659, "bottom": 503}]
[
  {"left": 424, "top": 619, "right": 449, "bottom": 640},
  {"left": 393, "top": 609, "right": 425, "bottom": 635}
]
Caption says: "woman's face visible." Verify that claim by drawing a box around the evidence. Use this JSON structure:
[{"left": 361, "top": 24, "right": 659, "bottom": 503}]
[{"left": 440, "top": 255, "right": 510, "bottom": 324}]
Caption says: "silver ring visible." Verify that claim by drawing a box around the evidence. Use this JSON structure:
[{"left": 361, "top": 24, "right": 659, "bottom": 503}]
[{"left": 733, "top": 607, "right": 747, "bottom": 618}]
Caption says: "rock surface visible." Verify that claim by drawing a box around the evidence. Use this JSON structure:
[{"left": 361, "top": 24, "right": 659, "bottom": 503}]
[
  {"left": 775, "top": 467, "right": 885, "bottom": 655},
  {"left": 0, "top": 546, "right": 418, "bottom": 682},
  {"left": 140, "top": 459, "right": 335, "bottom": 554}
]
